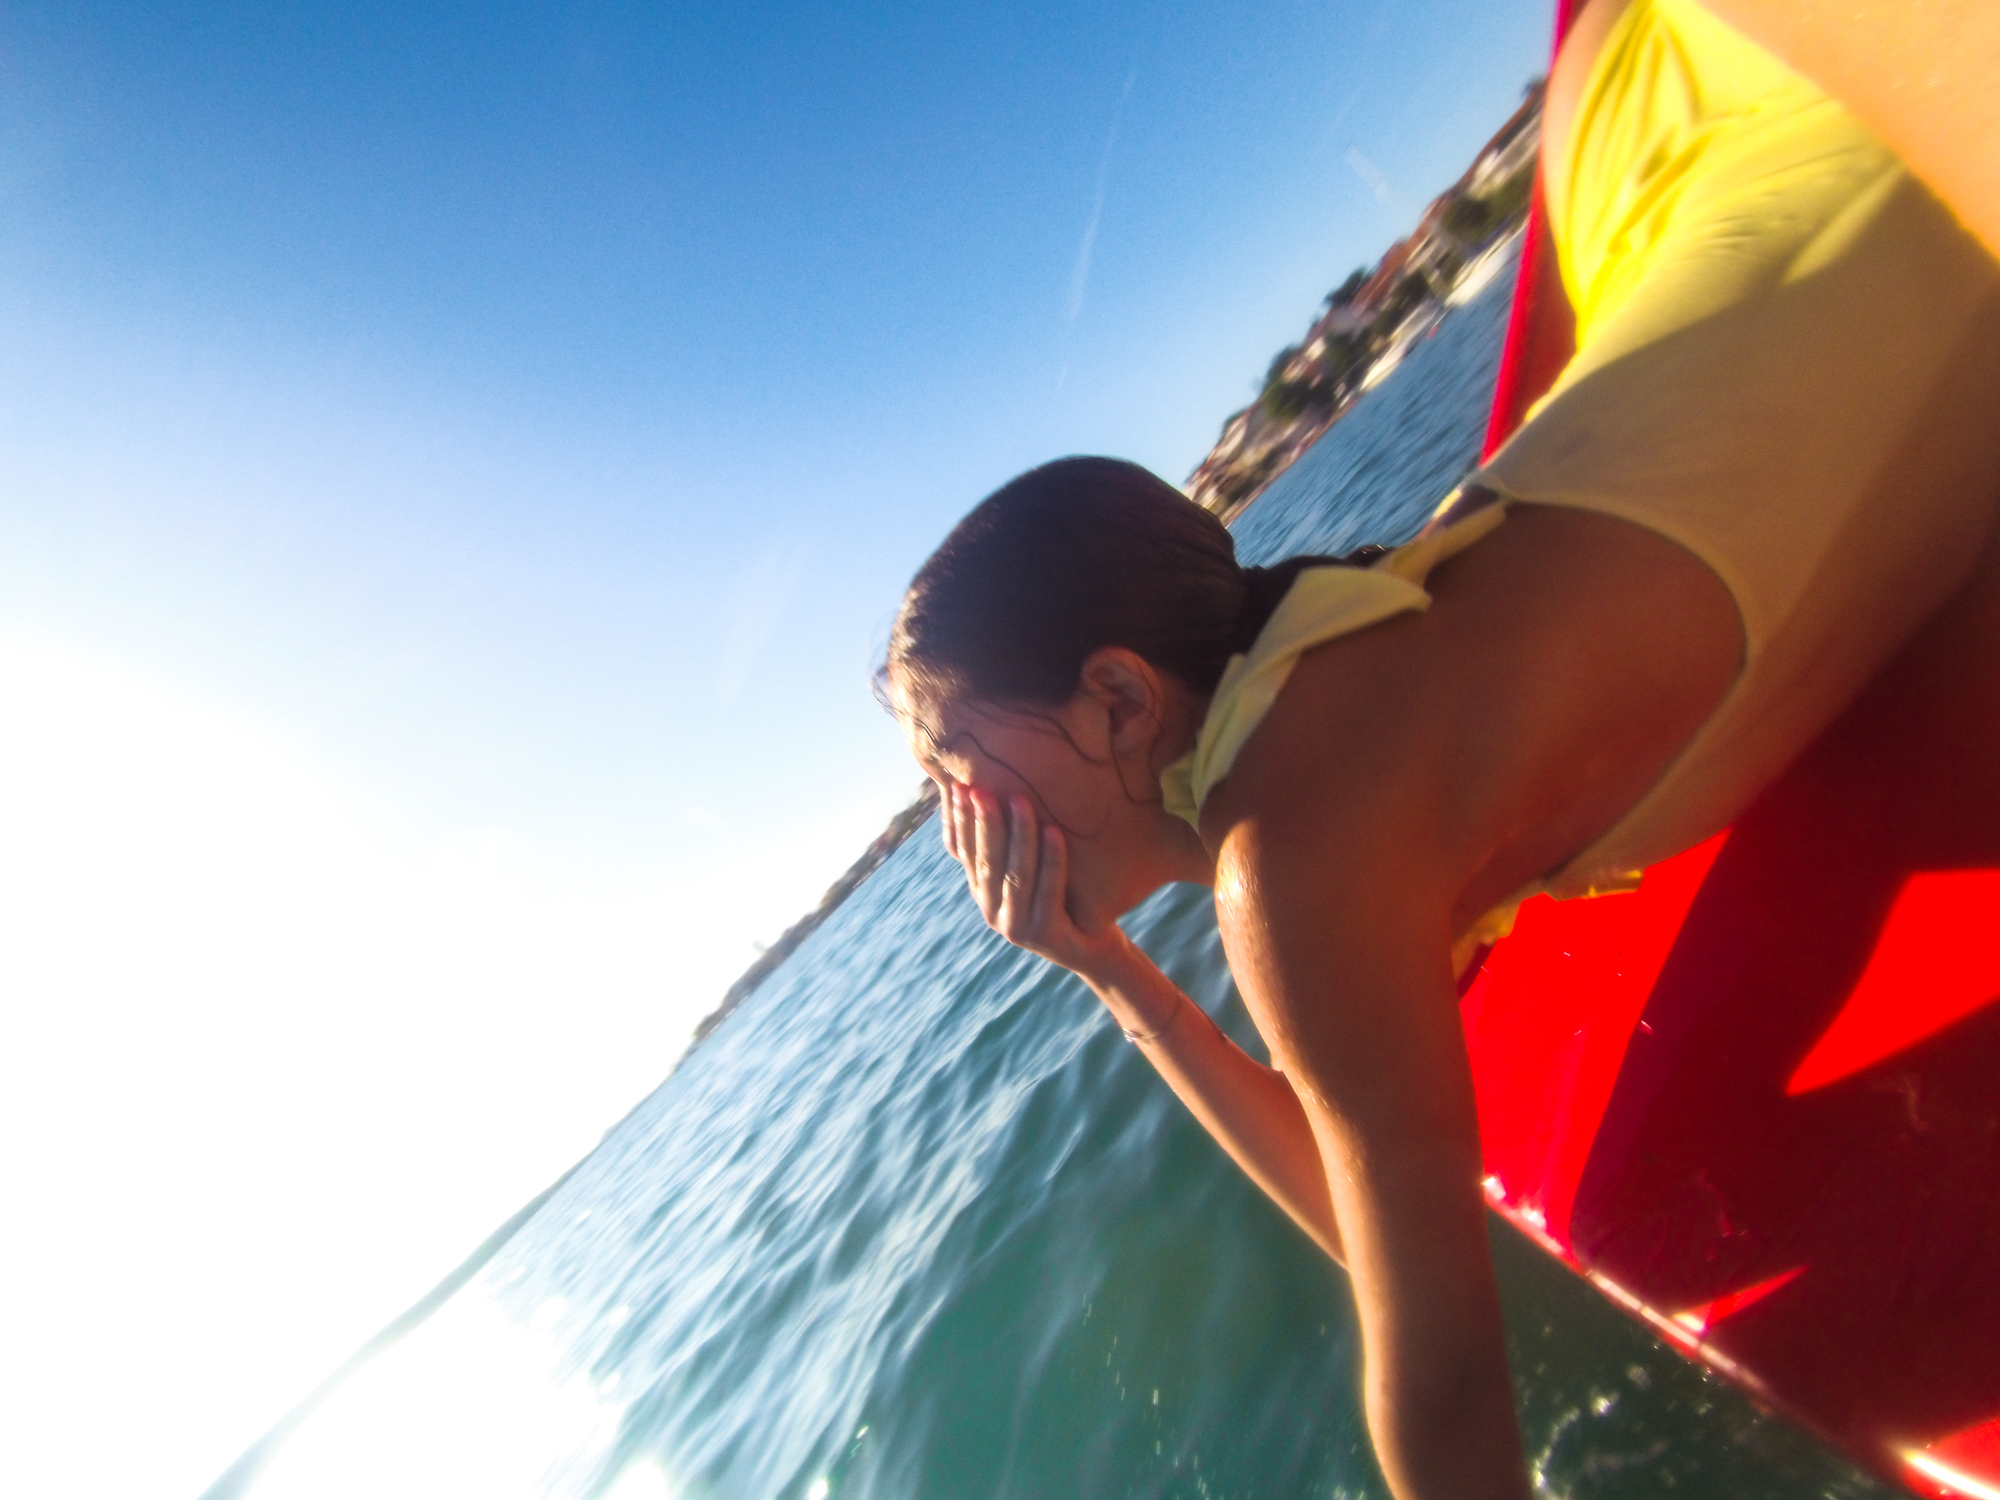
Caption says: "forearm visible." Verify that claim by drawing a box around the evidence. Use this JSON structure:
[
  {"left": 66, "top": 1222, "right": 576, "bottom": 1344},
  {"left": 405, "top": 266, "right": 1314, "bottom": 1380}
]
[
  {"left": 1366, "top": 1354, "right": 1532, "bottom": 1500},
  {"left": 939, "top": 784, "right": 1341, "bottom": 1256},
  {"left": 1342, "top": 1148, "right": 1528, "bottom": 1500},
  {"left": 1080, "top": 936, "right": 1344, "bottom": 1263}
]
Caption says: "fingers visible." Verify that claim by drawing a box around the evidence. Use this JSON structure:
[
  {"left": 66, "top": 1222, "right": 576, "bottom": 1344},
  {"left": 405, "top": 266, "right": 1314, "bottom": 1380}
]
[
  {"left": 947, "top": 783, "right": 978, "bottom": 878},
  {"left": 949, "top": 787, "right": 1030, "bottom": 935},
  {"left": 940, "top": 781, "right": 964, "bottom": 862},
  {"left": 995, "top": 796, "right": 1038, "bottom": 935},
  {"left": 968, "top": 787, "right": 1012, "bottom": 931},
  {"left": 942, "top": 785, "right": 1070, "bottom": 951},
  {"left": 967, "top": 786, "right": 990, "bottom": 899},
  {"left": 1029, "top": 818, "right": 1069, "bottom": 935}
]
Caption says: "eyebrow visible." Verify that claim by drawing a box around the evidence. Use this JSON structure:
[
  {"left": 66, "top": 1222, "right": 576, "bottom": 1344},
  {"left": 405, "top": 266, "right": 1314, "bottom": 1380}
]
[{"left": 907, "top": 716, "right": 971, "bottom": 758}]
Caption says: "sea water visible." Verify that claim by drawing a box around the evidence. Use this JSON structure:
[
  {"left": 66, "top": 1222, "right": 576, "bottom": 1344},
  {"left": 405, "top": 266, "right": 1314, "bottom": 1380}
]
[{"left": 235, "top": 266, "right": 1896, "bottom": 1500}]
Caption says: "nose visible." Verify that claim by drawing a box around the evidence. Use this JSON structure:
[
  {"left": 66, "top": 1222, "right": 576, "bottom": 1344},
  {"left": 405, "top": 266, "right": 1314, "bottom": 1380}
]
[{"left": 917, "top": 761, "right": 963, "bottom": 793}]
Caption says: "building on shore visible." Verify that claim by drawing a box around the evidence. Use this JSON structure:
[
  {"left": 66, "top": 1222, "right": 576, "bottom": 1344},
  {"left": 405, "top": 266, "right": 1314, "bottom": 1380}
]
[{"left": 1186, "top": 85, "right": 1543, "bottom": 522}]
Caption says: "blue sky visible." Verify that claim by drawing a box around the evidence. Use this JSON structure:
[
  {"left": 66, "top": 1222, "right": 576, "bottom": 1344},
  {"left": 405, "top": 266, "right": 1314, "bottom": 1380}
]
[{"left": 0, "top": 0, "right": 1548, "bottom": 1493}]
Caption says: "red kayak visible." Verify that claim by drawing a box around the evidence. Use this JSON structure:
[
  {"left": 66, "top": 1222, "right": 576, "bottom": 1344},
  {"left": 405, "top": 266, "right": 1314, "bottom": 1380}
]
[{"left": 1465, "top": 5, "right": 2000, "bottom": 1495}]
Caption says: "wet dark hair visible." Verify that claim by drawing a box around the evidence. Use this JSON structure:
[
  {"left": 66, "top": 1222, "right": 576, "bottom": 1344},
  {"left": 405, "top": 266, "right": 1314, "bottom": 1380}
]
[{"left": 885, "top": 456, "right": 1381, "bottom": 710}]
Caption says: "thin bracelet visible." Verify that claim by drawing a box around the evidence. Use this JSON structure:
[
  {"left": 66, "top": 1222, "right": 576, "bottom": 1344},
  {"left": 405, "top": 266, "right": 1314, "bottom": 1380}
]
[{"left": 1120, "top": 991, "right": 1187, "bottom": 1045}]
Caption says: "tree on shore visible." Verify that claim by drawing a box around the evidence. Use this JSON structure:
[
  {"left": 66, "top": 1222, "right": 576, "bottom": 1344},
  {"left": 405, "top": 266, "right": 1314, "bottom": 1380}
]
[
  {"left": 1440, "top": 157, "right": 1537, "bottom": 250},
  {"left": 1441, "top": 193, "right": 1495, "bottom": 243},
  {"left": 1324, "top": 266, "right": 1370, "bottom": 309},
  {"left": 1376, "top": 269, "right": 1435, "bottom": 330},
  {"left": 1261, "top": 344, "right": 1303, "bottom": 392}
]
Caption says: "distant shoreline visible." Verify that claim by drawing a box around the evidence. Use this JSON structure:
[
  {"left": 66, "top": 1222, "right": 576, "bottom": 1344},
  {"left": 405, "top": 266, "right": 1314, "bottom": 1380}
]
[
  {"left": 679, "top": 780, "right": 941, "bottom": 1057},
  {"left": 1183, "top": 87, "right": 1540, "bottom": 522}
]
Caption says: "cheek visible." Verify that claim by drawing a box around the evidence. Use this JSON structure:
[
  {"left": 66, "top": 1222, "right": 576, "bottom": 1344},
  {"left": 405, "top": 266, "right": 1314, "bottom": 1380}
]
[
  {"left": 929, "top": 709, "right": 1112, "bottom": 824},
  {"left": 956, "top": 738, "right": 1066, "bottom": 806},
  {"left": 1018, "top": 760, "right": 1105, "bottom": 831}
]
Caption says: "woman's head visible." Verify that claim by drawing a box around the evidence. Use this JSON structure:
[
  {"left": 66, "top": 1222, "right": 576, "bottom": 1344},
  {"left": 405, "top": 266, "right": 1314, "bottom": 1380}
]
[
  {"left": 884, "top": 457, "right": 1263, "bottom": 917},
  {"left": 885, "top": 456, "right": 1255, "bottom": 716},
  {"left": 883, "top": 456, "right": 1364, "bottom": 916}
]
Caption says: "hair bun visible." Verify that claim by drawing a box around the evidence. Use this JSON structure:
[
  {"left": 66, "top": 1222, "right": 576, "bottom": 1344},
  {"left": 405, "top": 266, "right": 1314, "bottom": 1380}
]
[
  {"left": 1233, "top": 565, "right": 1294, "bottom": 655},
  {"left": 1232, "top": 548, "right": 1383, "bottom": 655}
]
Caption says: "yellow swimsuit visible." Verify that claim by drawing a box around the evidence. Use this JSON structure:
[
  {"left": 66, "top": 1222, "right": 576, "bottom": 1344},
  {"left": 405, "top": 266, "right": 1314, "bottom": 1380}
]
[{"left": 1162, "top": 0, "right": 2000, "bottom": 953}]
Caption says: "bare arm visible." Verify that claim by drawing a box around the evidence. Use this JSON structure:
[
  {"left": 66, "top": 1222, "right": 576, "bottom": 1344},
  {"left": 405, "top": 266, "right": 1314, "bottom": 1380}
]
[
  {"left": 1059, "top": 930, "right": 1347, "bottom": 1263},
  {"left": 1699, "top": 0, "right": 2000, "bottom": 262},
  {"left": 943, "top": 782, "right": 1345, "bottom": 1262},
  {"left": 1209, "top": 805, "right": 1528, "bottom": 1500}
]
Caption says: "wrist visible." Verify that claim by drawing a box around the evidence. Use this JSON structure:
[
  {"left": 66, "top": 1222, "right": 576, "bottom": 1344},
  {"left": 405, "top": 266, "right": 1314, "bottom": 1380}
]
[
  {"left": 1118, "top": 988, "right": 1186, "bottom": 1045},
  {"left": 1068, "top": 925, "right": 1146, "bottom": 990},
  {"left": 1073, "top": 933, "right": 1188, "bottom": 1039}
]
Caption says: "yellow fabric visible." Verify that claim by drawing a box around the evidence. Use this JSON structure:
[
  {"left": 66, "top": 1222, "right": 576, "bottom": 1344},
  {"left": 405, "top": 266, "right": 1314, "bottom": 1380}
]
[
  {"left": 1163, "top": 0, "right": 2000, "bottom": 967},
  {"left": 1476, "top": 0, "right": 2000, "bottom": 903},
  {"left": 1159, "top": 504, "right": 1506, "bottom": 829},
  {"left": 1543, "top": 0, "right": 1868, "bottom": 359}
]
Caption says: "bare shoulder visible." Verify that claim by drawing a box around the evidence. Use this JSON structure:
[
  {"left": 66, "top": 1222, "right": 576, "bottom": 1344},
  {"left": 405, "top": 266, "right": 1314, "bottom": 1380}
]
[{"left": 1202, "top": 505, "right": 1741, "bottom": 927}]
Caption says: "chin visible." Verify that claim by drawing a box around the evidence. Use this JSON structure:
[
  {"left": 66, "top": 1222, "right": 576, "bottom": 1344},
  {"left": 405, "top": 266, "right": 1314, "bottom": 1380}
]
[
  {"left": 1115, "top": 877, "right": 1171, "bottom": 919},
  {"left": 1066, "top": 838, "right": 1168, "bottom": 929},
  {"left": 1072, "top": 877, "right": 1163, "bottom": 932},
  {"left": 1066, "top": 881, "right": 1126, "bottom": 934}
]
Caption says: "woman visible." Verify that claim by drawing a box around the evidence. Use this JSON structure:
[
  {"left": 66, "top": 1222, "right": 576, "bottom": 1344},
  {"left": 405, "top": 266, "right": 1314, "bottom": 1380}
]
[{"left": 884, "top": 2, "right": 2000, "bottom": 1495}]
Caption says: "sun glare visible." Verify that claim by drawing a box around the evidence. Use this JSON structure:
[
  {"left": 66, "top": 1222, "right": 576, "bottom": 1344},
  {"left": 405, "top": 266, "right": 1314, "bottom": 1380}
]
[
  {"left": 1, "top": 629, "right": 909, "bottom": 1499},
  {"left": 246, "top": 1284, "right": 638, "bottom": 1500},
  {"left": 0, "top": 635, "right": 702, "bottom": 1499}
]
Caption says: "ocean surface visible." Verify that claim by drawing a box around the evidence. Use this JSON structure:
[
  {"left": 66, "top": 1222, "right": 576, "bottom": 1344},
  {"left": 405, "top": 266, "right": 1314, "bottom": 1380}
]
[{"left": 236, "top": 262, "right": 1897, "bottom": 1500}]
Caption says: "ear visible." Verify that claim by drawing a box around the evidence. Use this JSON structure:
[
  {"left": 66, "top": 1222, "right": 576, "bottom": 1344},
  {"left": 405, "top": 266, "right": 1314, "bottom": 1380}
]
[{"left": 1075, "top": 647, "right": 1167, "bottom": 759}]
